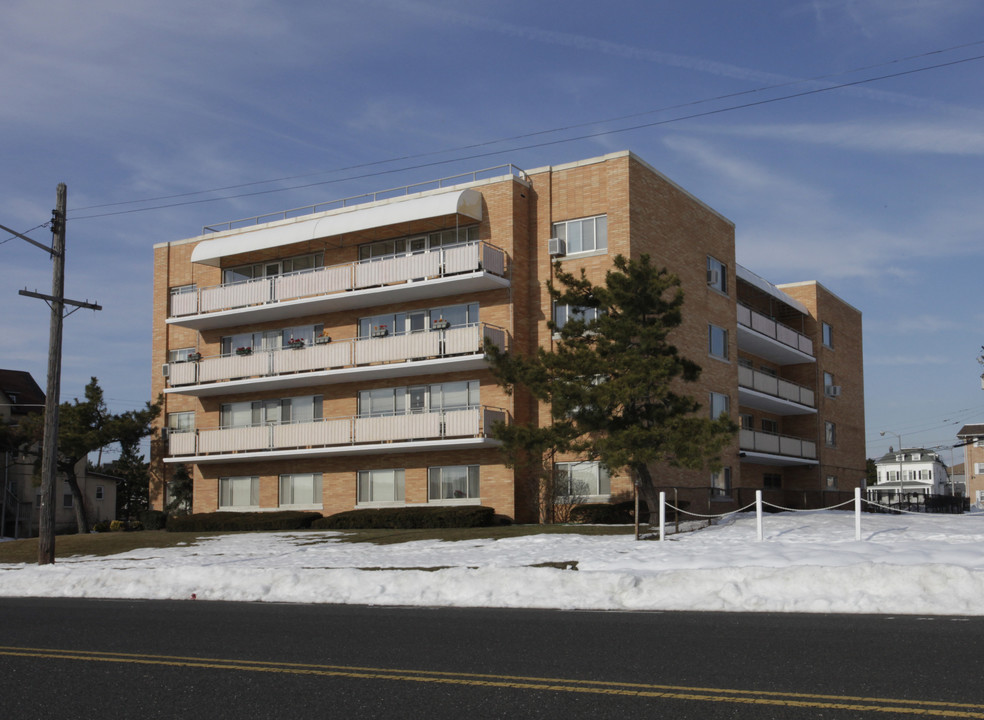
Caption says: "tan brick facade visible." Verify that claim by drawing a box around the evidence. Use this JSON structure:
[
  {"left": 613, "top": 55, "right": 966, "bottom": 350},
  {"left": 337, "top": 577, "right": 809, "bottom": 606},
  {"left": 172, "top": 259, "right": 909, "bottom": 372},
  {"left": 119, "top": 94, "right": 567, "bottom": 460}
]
[{"left": 150, "top": 151, "right": 865, "bottom": 521}]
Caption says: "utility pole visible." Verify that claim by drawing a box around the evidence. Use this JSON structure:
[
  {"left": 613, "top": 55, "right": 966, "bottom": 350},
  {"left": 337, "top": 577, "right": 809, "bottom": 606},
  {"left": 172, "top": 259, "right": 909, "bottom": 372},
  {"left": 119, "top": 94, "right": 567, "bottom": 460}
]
[{"left": 4, "top": 184, "right": 101, "bottom": 564}]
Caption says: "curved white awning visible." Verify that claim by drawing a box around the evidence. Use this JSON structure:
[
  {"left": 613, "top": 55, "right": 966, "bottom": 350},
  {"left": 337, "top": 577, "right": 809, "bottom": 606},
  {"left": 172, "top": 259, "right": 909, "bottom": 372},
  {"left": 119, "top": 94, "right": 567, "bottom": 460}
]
[{"left": 191, "top": 188, "right": 484, "bottom": 266}]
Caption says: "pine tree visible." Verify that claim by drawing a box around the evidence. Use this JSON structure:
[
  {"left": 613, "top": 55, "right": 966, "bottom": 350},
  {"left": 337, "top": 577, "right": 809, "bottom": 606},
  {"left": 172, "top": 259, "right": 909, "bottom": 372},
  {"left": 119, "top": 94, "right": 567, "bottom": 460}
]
[
  {"left": 486, "top": 254, "right": 736, "bottom": 521},
  {"left": 165, "top": 464, "right": 193, "bottom": 515}
]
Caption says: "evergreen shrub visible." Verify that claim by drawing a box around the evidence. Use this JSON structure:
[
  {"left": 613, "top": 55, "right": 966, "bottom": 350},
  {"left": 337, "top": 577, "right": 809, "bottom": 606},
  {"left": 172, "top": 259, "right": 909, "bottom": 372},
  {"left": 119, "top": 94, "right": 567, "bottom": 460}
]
[
  {"left": 165, "top": 511, "right": 322, "bottom": 532},
  {"left": 312, "top": 505, "right": 496, "bottom": 530},
  {"left": 140, "top": 510, "right": 167, "bottom": 530}
]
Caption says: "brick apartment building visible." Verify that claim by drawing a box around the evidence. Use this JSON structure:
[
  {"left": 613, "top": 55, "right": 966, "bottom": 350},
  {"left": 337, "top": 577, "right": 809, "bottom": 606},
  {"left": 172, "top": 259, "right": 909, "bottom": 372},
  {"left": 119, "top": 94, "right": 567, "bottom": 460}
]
[
  {"left": 957, "top": 424, "right": 984, "bottom": 507},
  {"left": 149, "top": 151, "right": 864, "bottom": 522}
]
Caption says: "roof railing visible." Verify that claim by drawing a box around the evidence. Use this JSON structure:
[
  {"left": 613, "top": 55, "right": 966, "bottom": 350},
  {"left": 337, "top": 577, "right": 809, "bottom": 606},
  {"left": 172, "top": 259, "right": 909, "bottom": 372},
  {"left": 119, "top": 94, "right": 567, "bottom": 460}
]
[{"left": 202, "top": 164, "right": 530, "bottom": 234}]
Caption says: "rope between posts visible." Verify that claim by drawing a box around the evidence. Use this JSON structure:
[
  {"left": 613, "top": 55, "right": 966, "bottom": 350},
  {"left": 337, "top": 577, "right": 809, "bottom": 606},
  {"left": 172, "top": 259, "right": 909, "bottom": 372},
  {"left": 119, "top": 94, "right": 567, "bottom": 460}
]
[
  {"left": 663, "top": 501, "right": 757, "bottom": 520},
  {"left": 762, "top": 497, "right": 856, "bottom": 513}
]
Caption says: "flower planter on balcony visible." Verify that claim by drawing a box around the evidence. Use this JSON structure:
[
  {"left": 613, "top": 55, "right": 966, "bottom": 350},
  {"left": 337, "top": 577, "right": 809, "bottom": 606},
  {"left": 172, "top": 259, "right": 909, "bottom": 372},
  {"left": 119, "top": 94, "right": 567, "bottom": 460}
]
[
  {"left": 371, "top": 327, "right": 389, "bottom": 338},
  {"left": 286, "top": 340, "right": 305, "bottom": 350},
  {"left": 236, "top": 347, "right": 252, "bottom": 356},
  {"left": 186, "top": 352, "right": 202, "bottom": 362},
  {"left": 432, "top": 319, "right": 450, "bottom": 330},
  {"left": 315, "top": 335, "right": 332, "bottom": 345}
]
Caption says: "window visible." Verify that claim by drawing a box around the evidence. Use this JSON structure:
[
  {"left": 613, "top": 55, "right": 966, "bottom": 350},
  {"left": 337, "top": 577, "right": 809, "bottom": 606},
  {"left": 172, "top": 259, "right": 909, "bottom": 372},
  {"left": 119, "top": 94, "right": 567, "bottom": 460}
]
[
  {"left": 554, "top": 462, "right": 611, "bottom": 497},
  {"left": 708, "top": 324, "right": 728, "bottom": 360},
  {"left": 822, "top": 322, "right": 833, "bottom": 348},
  {"left": 358, "top": 381, "right": 479, "bottom": 417},
  {"left": 553, "top": 304, "right": 602, "bottom": 332},
  {"left": 763, "top": 473, "right": 782, "bottom": 489},
  {"left": 168, "top": 347, "right": 196, "bottom": 363},
  {"left": 95, "top": 486, "right": 104, "bottom": 501},
  {"left": 706, "top": 256, "right": 727, "bottom": 294},
  {"left": 62, "top": 489, "right": 73, "bottom": 508},
  {"left": 223, "top": 252, "right": 323, "bottom": 284},
  {"left": 167, "top": 412, "right": 195, "bottom": 432},
  {"left": 739, "top": 413, "right": 754, "bottom": 430},
  {"left": 711, "top": 468, "right": 732, "bottom": 498},
  {"left": 219, "top": 476, "right": 259, "bottom": 508},
  {"left": 428, "top": 465, "right": 480, "bottom": 501},
  {"left": 825, "top": 475, "right": 838, "bottom": 490},
  {"left": 220, "top": 395, "right": 322, "bottom": 428},
  {"left": 974, "top": 463, "right": 984, "bottom": 475},
  {"left": 552, "top": 215, "right": 607, "bottom": 255},
  {"left": 359, "top": 303, "right": 479, "bottom": 338},
  {"left": 279, "top": 473, "right": 323, "bottom": 507},
  {"left": 709, "top": 392, "right": 730, "bottom": 420},
  {"left": 357, "top": 469, "right": 406, "bottom": 504},
  {"left": 358, "top": 226, "right": 480, "bottom": 261},
  {"left": 221, "top": 324, "right": 323, "bottom": 355},
  {"left": 825, "top": 421, "right": 837, "bottom": 447},
  {"left": 761, "top": 418, "right": 778, "bottom": 434},
  {"left": 824, "top": 372, "right": 836, "bottom": 396}
]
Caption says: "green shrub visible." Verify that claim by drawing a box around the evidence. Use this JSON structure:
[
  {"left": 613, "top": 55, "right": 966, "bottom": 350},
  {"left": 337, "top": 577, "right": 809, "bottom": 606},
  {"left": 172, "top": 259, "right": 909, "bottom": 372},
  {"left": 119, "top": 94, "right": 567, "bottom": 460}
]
[
  {"left": 166, "top": 510, "right": 323, "bottom": 533},
  {"left": 312, "top": 505, "right": 496, "bottom": 530},
  {"left": 92, "top": 521, "right": 111, "bottom": 533},
  {"left": 569, "top": 503, "right": 634, "bottom": 524},
  {"left": 109, "top": 520, "right": 126, "bottom": 532},
  {"left": 139, "top": 510, "right": 167, "bottom": 530}
]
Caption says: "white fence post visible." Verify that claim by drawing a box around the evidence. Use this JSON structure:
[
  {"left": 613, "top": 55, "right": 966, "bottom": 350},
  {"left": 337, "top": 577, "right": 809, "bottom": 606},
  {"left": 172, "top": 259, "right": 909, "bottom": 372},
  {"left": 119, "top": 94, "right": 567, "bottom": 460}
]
[
  {"left": 756, "top": 490, "right": 764, "bottom": 542},
  {"left": 659, "top": 491, "right": 666, "bottom": 542},
  {"left": 855, "top": 487, "right": 862, "bottom": 541}
]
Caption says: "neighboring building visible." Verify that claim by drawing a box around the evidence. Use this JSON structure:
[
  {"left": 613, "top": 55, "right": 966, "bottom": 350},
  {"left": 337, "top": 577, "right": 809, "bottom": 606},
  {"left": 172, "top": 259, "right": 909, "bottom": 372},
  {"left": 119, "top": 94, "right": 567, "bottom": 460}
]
[
  {"left": 149, "top": 151, "right": 865, "bottom": 521},
  {"left": 0, "top": 369, "right": 117, "bottom": 536},
  {"left": 869, "top": 446, "right": 950, "bottom": 502},
  {"left": 957, "top": 424, "right": 984, "bottom": 507},
  {"left": 949, "top": 462, "right": 967, "bottom": 498}
]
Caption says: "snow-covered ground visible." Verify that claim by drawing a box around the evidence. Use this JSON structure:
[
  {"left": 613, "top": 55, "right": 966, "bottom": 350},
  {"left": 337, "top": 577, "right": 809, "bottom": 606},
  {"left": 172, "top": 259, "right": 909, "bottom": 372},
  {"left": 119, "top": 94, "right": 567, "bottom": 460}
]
[{"left": 2, "top": 510, "right": 983, "bottom": 615}]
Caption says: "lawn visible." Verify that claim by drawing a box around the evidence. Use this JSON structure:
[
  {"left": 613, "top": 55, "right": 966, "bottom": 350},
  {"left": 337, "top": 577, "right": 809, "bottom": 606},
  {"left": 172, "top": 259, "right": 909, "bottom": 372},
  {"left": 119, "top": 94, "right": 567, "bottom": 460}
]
[{"left": 0, "top": 524, "right": 634, "bottom": 564}]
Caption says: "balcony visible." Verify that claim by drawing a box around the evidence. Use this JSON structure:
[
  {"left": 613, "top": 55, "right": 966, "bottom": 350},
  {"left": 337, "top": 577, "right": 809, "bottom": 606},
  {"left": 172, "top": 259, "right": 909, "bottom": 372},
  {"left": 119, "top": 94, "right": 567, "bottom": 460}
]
[
  {"left": 164, "top": 406, "right": 508, "bottom": 464},
  {"left": 165, "top": 324, "right": 507, "bottom": 397},
  {"left": 737, "top": 366, "right": 816, "bottom": 416},
  {"left": 168, "top": 241, "right": 509, "bottom": 331},
  {"left": 739, "top": 429, "right": 818, "bottom": 466},
  {"left": 737, "top": 304, "right": 814, "bottom": 366}
]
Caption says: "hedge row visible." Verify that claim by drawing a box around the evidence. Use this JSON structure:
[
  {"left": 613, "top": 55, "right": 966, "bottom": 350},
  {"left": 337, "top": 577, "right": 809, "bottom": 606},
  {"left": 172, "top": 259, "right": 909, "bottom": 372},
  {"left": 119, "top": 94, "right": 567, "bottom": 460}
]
[
  {"left": 311, "top": 505, "right": 497, "bottom": 529},
  {"left": 166, "top": 510, "right": 322, "bottom": 532}
]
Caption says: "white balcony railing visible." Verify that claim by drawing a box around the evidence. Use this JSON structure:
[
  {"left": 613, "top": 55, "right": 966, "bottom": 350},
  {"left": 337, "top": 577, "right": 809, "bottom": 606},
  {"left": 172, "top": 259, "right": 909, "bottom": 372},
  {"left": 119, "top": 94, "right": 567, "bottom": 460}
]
[
  {"left": 737, "top": 304, "right": 814, "bottom": 356},
  {"left": 737, "top": 366, "right": 815, "bottom": 408},
  {"left": 167, "top": 406, "right": 508, "bottom": 458},
  {"left": 739, "top": 429, "right": 817, "bottom": 460},
  {"left": 169, "top": 241, "right": 506, "bottom": 318},
  {"left": 165, "top": 323, "right": 507, "bottom": 388}
]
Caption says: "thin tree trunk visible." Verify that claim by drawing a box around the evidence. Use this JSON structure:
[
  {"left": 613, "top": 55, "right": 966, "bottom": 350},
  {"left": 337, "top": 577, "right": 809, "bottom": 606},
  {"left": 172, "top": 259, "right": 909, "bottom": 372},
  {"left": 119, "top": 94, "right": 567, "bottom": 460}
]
[
  {"left": 631, "top": 462, "right": 662, "bottom": 530},
  {"left": 63, "top": 466, "right": 90, "bottom": 534}
]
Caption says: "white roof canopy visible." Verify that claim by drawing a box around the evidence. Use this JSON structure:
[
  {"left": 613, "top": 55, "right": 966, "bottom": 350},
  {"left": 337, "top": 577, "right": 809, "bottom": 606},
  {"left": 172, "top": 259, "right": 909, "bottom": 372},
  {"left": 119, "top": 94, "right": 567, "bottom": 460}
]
[{"left": 190, "top": 188, "right": 484, "bottom": 267}]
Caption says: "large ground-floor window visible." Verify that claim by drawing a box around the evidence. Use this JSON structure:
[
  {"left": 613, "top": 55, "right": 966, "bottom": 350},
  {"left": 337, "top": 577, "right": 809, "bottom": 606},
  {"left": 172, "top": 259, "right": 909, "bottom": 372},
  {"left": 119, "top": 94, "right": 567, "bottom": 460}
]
[
  {"left": 357, "top": 468, "right": 405, "bottom": 504},
  {"left": 428, "top": 465, "right": 479, "bottom": 502},
  {"left": 279, "top": 472, "right": 323, "bottom": 507},
  {"left": 554, "top": 461, "right": 610, "bottom": 497},
  {"left": 219, "top": 476, "right": 259, "bottom": 508}
]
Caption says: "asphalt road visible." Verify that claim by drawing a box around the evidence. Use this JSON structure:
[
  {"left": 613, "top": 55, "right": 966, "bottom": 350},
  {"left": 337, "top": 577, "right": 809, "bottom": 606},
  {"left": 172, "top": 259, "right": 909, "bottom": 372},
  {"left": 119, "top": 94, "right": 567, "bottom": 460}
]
[{"left": 0, "top": 598, "right": 981, "bottom": 719}]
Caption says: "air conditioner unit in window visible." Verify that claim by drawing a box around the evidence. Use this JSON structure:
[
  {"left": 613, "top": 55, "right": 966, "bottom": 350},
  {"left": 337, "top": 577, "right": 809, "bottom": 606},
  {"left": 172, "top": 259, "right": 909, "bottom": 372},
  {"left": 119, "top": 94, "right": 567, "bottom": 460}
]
[
  {"left": 826, "top": 385, "right": 842, "bottom": 397},
  {"left": 706, "top": 269, "right": 720, "bottom": 286},
  {"left": 548, "top": 237, "right": 566, "bottom": 257},
  {"left": 161, "top": 364, "right": 170, "bottom": 378}
]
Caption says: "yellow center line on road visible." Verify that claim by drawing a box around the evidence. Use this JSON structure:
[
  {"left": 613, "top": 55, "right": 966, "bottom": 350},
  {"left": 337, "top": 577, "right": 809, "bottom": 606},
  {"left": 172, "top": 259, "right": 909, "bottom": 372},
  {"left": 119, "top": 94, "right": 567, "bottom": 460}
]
[{"left": 1, "top": 645, "right": 981, "bottom": 718}]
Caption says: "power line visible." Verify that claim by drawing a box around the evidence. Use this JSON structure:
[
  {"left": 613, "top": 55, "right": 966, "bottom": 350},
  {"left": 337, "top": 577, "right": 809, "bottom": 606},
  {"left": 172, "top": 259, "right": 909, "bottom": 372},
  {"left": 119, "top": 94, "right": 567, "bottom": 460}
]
[{"left": 67, "top": 48, "right": 984, "bottom": 223}]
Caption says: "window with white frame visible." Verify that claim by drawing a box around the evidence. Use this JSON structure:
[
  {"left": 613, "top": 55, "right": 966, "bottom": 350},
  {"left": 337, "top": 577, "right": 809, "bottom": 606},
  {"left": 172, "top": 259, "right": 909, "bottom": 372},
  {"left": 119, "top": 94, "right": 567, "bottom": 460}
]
[
  {"left": 739, "top": 413, "right": 754, "bottom": 430},
  {"left": 824, "top": 372, "right": 836, "bottom": 396},
  {"left": 279, "top": 473, "right": 323, "bottom": 507},
  {"left": 708, "top": 324, "right": 728, "bottom": 360},
  {"left": 553, "top": 304, "right": 602, "bottom": 332},
  {"left": 825, "top": 421, "right": 837, "bottom": 447},
  {"left": 95, "top": 485, "right": 104, "bottom": 501},
  {"left": 825, "top": 475, "right": 838, "bottom": 490},
  {"left": 223, "top": 252, "right": 323, "bottom": 284},
  {"left": 220, "top": 395, "right": 322, "bottom": 428},
  {"left": 167, "top": 411, "right": 195, "bottom": 433},
  {"left": 358, "top": 226, "right": 480, "bottom": 261},
  {"left": 428, "top": 465, "right": 480, "bottom": 501},
  {"left": 359, "top": 303, "right": 479, "bottom": 338},
  {"left": 706, "top": 256, "right": 727, "bottom": 294},
  {"left": 357, "top": 469, "right": 406, "bottom": 504},
  {"left": 552, "top": 215, "right": 607, "bottom": 255},
  {"left": 975, "top": 463, "right": 984, "bottom": 474},
  {"left": 168, "top": 347, "right": 196, "bottom": 363},
  {"left": 761, "top": 418, "right": 778, "bottom": 434},
  {"left": 711, "top": 468, "right": 732, "bottom": 498},
  {"left": 554, "top": 461, "right": 611, "bottom": 497},
  {"left": 709, "top": 392, "right": 730, "bottom": 420},
  {"left": 358, "top": 381, "right": 479, "bottom": 417},
  {"left": 221, "top": 323, "right": 323, "bottom": 355},
  {"left": 822, "top": 322, "right": 833, "bottom": 348},
  {"left": 219, "top": 476, "right": 259, "bottom": 508}
]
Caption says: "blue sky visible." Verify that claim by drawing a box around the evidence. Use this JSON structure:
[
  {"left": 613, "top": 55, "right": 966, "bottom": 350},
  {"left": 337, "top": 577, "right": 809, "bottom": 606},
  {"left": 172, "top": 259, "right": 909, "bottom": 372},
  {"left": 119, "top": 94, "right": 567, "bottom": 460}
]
[{"left": 2, "top": 0, "right": 982, "bottom": 467}]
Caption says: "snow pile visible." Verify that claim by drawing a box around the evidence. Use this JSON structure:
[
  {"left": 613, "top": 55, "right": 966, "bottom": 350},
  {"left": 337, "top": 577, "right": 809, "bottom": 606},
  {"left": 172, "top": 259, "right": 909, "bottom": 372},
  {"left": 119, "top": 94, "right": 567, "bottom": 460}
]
[{"left": 2, "top": 511, "right": 983, "bottom": 614}]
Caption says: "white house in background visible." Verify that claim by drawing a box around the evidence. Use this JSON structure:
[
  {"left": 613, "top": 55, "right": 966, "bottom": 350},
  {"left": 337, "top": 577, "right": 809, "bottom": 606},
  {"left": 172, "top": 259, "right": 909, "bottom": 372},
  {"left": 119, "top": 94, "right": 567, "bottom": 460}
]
[{"left": 870, "top": 446, "right": 949, "bottom": 500}]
